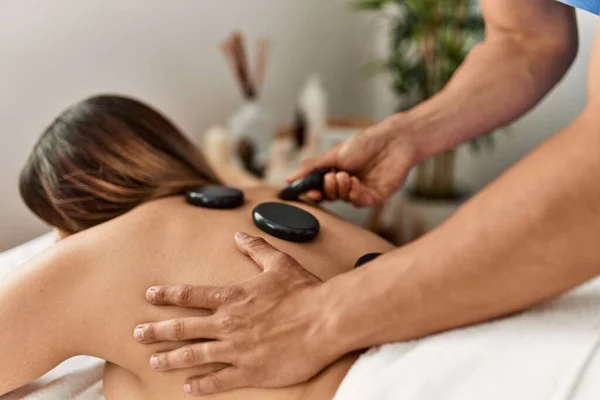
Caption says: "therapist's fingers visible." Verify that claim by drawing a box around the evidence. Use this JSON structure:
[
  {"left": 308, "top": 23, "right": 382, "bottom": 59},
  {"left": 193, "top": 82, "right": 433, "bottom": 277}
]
[
  {"left": 303, "top": 190, "right": 323, "bottom": 201},
  {"left": 150, "top": 341, "right": 235, "bottom": 371},
  {"left": 185, "top": 368, "right": 246, "bottom": 395},
  {"left": 349, "top": 176, "right": 365, "bottom": 206},
  {"left": 134, "top": 317, "right": 221, "bottom": 343},
  {"left": 336, "top": 171, "right": 351, "bottom": 202},
  {"left": 146, "top": 284, "right": 242, "bottom": 309},
  {"left": 286, "top": 145, "right": 340, "bottom": 183},
  {"left": 349, "top": 176, "right": 379, "bottom": 208},
  {"left": 234, "top": 233, "right": 305, "bottom": 274},
  {"left": 323, "top": 172, "right": 338, "bottom": 201}
]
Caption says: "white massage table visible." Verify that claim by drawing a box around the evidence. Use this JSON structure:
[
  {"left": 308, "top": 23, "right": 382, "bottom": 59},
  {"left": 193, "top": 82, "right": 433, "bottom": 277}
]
[{"left": 3, "top": 234, "right": 600, "bottom": 400}]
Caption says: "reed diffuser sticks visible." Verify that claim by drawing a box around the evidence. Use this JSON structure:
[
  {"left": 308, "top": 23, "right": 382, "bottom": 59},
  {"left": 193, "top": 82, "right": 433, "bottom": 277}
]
[{"left": 220, "top": 32, "right": 270, "bottom": 101}]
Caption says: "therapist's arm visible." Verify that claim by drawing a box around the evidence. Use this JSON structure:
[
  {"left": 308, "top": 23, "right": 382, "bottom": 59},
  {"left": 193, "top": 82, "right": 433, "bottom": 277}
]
[
  {"left": 402, "top": 0, "right": 578, "bottom": 159},
  {"left": 291, "top": 0, "right": 578, "bottom": 206},
  {"left": 325, "top": 107, "right": 600, "bottom": 349},
  {"left": 329, "top": 22, "right": 600, "bottom": 350}
]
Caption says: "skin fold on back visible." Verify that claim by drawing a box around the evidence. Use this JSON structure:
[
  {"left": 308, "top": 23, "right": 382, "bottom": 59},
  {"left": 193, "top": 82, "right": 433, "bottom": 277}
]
[{"left": 24, "top": 187, "right": 394, "bottom": 400}]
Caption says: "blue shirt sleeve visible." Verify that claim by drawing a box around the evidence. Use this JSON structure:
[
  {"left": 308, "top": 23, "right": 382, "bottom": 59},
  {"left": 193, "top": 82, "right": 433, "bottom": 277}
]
[{"left": 556, "top": 0, "right": 600, "bottom": 14}]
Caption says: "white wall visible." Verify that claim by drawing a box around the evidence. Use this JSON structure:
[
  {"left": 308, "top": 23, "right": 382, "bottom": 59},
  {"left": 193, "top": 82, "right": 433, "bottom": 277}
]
[{"left": 0, "top": 0, "right": 368, "bottom": 251}]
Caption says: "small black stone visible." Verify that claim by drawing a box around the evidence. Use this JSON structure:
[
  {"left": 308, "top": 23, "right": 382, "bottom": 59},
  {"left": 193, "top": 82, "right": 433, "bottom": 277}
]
[
  {"left": 252, "top": 202, "right": 320, "bottom": 242},
  {"left": 278, "top": 168, "right": 330, "bottom": 201},
  {"left": 354, "top": 253, "right": 383, "bottom": 268},
  {"left": 186, "top": 185, "right": 244, "bottom": 209}
]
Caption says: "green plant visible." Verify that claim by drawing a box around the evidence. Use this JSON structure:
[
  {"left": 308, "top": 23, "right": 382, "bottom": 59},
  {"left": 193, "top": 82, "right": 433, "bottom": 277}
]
[{"left": 354, "top": 0, "right": 487, "bottom": 199}]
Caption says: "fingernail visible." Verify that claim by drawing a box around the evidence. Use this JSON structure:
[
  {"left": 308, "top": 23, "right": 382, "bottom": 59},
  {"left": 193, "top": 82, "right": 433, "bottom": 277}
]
[
  {"left": 134, "top": 326, "right": 144, "bottom": 342},
  {"left": 235, "top": 232, "right": 249, "bottom": 239},
  {"left": 150, "top": 355, "right": 160, "bottom": 369},
  {"left": 183, "top": 383, "right": 192, "bottom": 393},
  {"left": 146, "top": 287, "right": 156, "bottom": 303}
]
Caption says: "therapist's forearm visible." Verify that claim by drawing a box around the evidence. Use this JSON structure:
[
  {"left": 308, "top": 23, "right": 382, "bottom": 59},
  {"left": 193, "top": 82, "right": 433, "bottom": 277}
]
[
  {"left": 392, "top": 24, "right": 577, "bottom": 162},
  {"left": 319, "top": 107, "right": 600, "bottom": 353}
]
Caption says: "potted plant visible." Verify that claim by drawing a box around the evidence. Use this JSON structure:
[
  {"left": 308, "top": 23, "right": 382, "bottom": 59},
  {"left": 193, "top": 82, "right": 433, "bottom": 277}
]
[{"left": 353, "top": 0, "right": 491, "bottom": 242}]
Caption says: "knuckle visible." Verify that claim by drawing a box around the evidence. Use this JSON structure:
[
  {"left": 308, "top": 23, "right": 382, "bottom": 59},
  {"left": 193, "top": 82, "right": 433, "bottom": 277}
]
[
  {"left": 205, "top": 373, "right": 223, "bottom": 392},
  {"left": 272, "top": 252, "right": 293, "bottom": 266},
  {"left": 213, "top": 287, "right": 244, "bottom": 305},
  {"left": 188, "top": 379, "right": 202, "bottom": 394},
  {"left": 174, "top": 285, "right": 192, "bottom": 305},
  {"left": 170, "top": 319, "right": 185, "bottom": 339},
  {"left": 214, "top": 286, "right": 245, "bottom": 305},
  {"left": 220, "top": 286, "right": 246, "bottom": 304},
  {"left": 245, "top": 236, "right": 267, "bottom": 251},
  {"left": 145, "top": 324, "right": 156, "bottom": 341},
  {"left": 218, "top": 316, "right": 242, "bottom": 333},
  {"left": 181, "top": 345, "right": 195, "bottom": 365},
  {"left": 209, "top": 290, "right": 223, "bottom": 305}
]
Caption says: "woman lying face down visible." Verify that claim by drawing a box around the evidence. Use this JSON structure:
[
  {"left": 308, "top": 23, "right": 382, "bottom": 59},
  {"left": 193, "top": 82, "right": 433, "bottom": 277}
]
[{"left": 1, "top": 95, "right": 393, "bottom": 399}]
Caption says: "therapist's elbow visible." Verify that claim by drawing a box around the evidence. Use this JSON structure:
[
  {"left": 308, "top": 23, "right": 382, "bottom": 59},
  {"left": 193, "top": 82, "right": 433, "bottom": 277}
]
[
  {"left": 546, "top": 29, "right": 578, "bottom": 77},
  {"left": 530, "top": 20, "right": 579, "bottom": 88}
]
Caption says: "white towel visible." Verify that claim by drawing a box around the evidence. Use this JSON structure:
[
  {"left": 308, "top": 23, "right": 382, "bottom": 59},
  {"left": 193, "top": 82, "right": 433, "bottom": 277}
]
[
  {"left": 0, "top": 233, "right": 54, "bottom": 280},
  {"left": 334, "top": 276, "right": 600, "bottom": 400},
  {"left": 1, "top": 357, "right": 104, "bottom": 400},
  {"left": 1, "top": 235, "right": 105, "bottom": 400}
]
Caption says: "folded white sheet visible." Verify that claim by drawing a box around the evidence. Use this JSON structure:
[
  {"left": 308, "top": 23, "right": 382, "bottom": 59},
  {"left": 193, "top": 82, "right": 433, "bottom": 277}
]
[
  {"left": 2, "top": 357, "right": 104, "bottom": 400},
  {"left": 0, "top": 233, "right": 54, "bottom": 280},
  {"left": 334, "top": 276, "right": 600, "bottom": 400},
  {"left": 0, "top": 233, "right": 105, "bottom": 400}
]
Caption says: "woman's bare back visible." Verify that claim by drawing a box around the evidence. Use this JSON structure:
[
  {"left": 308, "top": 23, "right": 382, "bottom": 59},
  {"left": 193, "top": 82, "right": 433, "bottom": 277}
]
[{"left": 49, "top": 187, "right": 393, "bottom": 399}]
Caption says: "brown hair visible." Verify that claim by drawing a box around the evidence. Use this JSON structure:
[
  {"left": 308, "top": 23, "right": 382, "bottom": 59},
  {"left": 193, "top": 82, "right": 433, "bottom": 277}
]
[{"left": 19, "top": 95, "right": 221, "bottom": 234}]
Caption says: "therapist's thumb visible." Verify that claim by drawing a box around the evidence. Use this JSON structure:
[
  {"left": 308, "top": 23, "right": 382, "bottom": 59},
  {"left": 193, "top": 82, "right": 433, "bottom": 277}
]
[
  {"left": 234, "top": 232, "right": 298, "bottom": 272},
  {"left": 286, "top": 146, "right": 340, "bottom": 183}
]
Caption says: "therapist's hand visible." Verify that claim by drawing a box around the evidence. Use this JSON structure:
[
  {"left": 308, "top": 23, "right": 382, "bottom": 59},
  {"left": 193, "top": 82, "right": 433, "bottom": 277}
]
[
  {"left": 288, "top": 114, "right": 418, "bottom": 207},
  {"left": 134, "top": 233, "right": 339, "bottom": 396}
]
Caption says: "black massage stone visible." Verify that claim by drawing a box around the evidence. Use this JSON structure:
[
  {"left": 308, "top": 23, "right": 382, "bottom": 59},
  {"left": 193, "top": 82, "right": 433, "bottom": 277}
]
[
  {"left": 186, "top": 185, "right": 244, "bottom": 209},
  {"left": 278, "top": 168, "right": 330, "bottom": 201},
  {"left": 252, "top": 202, "right": 320, "bottom": 242},
  {"left": 354, "top": 253, "right": 383, "bottom": 268}
]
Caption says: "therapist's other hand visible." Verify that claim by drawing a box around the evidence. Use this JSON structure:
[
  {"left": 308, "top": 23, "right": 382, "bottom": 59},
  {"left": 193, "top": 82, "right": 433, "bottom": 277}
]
[
  {"left": 288, "top": 115, "right": 417, "bottom": 207},
  {"left": 135, "top": 233, "right": 335, "bottom": 395}
]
